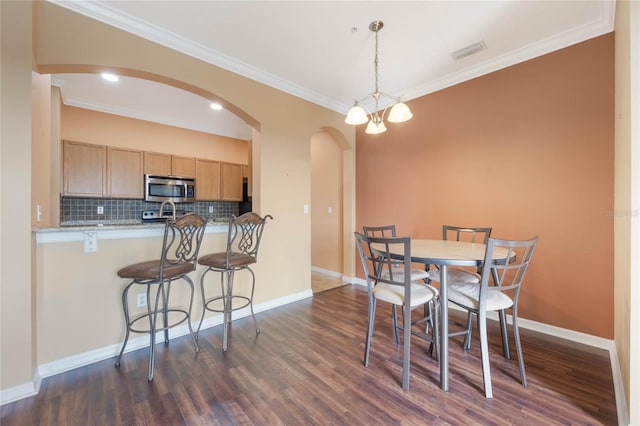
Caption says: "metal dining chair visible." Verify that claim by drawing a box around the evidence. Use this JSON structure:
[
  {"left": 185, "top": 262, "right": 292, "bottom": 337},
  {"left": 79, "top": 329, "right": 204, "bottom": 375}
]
[
  {"left": 354, "top": 232, "right": 439, "bottom": 391},
  {"left": 363, "top": 225, "right": 435, "bottom": 346},
  {"left": 115, "top": 213, "right": 207, "bottom": 381},
  {"left": 429, "top": 225, "right": 492, "bottom": 284},
  {"left": 428, "top": 225, "right": 492, "bottom": 347},
  {"left": 446, "top": 236, "right": 538, "bottom": 398}
]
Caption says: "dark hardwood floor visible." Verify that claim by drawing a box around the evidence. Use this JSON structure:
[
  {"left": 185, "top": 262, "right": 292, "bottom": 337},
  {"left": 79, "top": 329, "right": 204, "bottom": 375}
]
[{"left": 1, "top": 278, "right": 617, "bottom": 425}]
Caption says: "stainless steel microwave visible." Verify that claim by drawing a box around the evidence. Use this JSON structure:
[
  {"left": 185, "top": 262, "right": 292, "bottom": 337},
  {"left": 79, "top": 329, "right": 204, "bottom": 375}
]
[{"left": 144, "top": 174, "right": 196, "bottom": 203}]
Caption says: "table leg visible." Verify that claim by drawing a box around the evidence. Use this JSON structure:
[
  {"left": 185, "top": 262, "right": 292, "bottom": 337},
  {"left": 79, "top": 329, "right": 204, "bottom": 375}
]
[{"left": 440, "top": 264, "right": 449, "bottom": 391}]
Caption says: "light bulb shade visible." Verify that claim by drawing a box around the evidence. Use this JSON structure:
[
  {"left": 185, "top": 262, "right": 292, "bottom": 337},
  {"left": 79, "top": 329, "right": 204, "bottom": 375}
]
[
  {"left": 345, "top": 105, "right": 369, "bottom": 125},
  {"left": 387, "top": 102, "right": 413, "bottom": 123},
  {"left": 365, "top": 119, "right": 387, "bottom": 134}
]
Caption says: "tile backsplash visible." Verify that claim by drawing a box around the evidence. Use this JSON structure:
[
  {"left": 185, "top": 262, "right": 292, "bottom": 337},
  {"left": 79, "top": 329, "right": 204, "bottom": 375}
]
[{"left": 60, "top": 197, "right": 239, "bottom": 226}]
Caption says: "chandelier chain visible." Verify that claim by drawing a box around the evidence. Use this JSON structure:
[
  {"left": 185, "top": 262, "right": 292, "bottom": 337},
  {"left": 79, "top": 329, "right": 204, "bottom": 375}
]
[{"left": 374, "top": 26, "right": 379, "bottom": 96}]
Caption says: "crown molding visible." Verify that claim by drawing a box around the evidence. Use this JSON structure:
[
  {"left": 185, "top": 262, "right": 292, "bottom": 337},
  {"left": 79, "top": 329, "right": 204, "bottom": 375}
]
[
  {"left": 49, "top": 0, "right": 615, "bottom": 114},
  {"left": 404, "top": 0, "right": 615, "bottom": 102},
  {"left": 48, "top": 0, "right": 348, "bottom": 113}
]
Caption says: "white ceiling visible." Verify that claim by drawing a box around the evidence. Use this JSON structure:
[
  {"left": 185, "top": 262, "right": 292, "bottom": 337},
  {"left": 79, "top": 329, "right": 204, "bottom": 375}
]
[{"left": 50, "top": 0, "right": 615, "bottom": 140}]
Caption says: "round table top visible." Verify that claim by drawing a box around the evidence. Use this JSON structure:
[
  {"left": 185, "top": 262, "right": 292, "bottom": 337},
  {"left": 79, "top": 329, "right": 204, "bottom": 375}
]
[{"left": 407, "top": 239, "right": 490, "bottom": 266}]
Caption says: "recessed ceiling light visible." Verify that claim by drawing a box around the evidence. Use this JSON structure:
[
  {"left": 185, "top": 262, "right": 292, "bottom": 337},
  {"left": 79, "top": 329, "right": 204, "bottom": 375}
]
[
  {"left": 101, "top": 73, "right": 119, "bottom": 82},
  {"left": 210, "top": 102, "right": 223, "bottom": 110}
]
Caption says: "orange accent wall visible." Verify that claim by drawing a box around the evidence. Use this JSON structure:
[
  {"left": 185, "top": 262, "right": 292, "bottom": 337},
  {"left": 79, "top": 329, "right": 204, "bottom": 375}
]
[{"left": 356, "top": 34, "right": 614, "bottom": 338}]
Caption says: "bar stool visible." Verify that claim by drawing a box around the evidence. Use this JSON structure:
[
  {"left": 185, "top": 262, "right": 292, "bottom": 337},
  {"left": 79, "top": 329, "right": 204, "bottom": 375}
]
[
  {"left": 115, "top": 213, "right": 207, "bottom": 381},
  {"left": 196, "top": 212, "right": 272, "bottom": 351}
]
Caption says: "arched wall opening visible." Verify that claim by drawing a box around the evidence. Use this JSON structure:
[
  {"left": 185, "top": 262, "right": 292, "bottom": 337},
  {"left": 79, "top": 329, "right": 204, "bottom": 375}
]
[
  {"left": 310, "top": 126, "right": 355, "bottom": 286},
  {"left": 32, "top": 65, "right": 261, "bottom": 227}
]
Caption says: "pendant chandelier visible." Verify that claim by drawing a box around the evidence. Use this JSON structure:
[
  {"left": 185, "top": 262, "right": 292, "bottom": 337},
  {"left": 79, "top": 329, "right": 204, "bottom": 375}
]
[{"left": 345, "top": 20, "right": 413, "bottom": 134}]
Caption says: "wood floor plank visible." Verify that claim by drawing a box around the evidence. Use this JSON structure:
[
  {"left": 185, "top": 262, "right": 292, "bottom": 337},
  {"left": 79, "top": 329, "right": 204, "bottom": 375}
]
[{"left": 0, "top": 277, "right": 617, "bottom": 425}]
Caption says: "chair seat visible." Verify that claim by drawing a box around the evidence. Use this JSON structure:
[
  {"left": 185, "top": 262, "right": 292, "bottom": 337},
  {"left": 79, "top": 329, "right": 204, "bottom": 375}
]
[
  {"left": 198, "top": 251, "right": 256, "bottom": 268},
  {"left": 429, "top": 267, "right": 480, "bottom": 283},
  {"left": 117, "top": 260, "right": 195, "bottom": 280},
  {"left": 380, "top": 266, "right": 430, "bottom": 282},
  {"left": 447, "top": 281, "right": 514, "bottom": 312},
  {"left": 374, "top": 282, "right": 438, "bottom": 307}
]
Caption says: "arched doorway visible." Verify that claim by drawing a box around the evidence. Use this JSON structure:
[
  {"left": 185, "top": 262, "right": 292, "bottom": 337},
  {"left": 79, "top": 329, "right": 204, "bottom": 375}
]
[{"left": 310, "top": 127, "right": 351, "bottom": 293}]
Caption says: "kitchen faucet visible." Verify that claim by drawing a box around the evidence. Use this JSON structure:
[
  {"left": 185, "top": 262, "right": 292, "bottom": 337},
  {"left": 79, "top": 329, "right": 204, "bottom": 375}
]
[{"left": 159, "top": 199, "right": 176, "bottom": 221}]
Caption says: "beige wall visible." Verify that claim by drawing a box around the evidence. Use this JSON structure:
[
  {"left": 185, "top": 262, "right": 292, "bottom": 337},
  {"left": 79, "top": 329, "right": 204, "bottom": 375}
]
[
  {"left": 61, "top": 105, "right": 248, "bottom": 163},
  {"left": 356, "top": 34, "right": 615, "bottom": 339},
  {"left": 32, "top": 73, "right": 53, "bottom": 228},
  {"left": 36, "top": 232, "right": 232, "bottom": 364},
  {"left": 614, "top": 1, "right": 640, "bottom": 424},
  {"left": 32, "top": 0, "right": 355, "bottom": 299},
  {"left": 311, "top": 130, "right": 344, "bottom": 273},
  {"left": 1, "top": 1, "right": 36, "bottom": 390},
  {"left": 0, "top": 0, "right": 356, "bottom": 396}
]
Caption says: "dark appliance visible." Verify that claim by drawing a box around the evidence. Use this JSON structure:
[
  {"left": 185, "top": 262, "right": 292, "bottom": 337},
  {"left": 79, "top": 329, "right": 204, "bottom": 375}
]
[{"left": 238, "top": 179, "right": 252, "bottom": 215}]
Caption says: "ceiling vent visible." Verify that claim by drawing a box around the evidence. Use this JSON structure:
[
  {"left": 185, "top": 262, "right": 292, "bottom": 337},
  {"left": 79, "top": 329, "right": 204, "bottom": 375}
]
[{"left": 450, "top": 40, "right": 487, "bottom": 60}]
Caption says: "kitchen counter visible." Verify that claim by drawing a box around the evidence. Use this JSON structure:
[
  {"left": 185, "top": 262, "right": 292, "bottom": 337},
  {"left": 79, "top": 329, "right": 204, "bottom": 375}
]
[{"left": 34, "top": 219, "right": 229, "bottom": 244}]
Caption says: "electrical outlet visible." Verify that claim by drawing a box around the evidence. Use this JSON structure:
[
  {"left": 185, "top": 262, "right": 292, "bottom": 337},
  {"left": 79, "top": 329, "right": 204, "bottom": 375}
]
[
  {"left": 83, "top": 231, "right": 97, "bottom": 253},
  {"left": 136, "top": 293, "right": 147, "bottom": 307},
  {"left": 97, "top": 206, "right": 104, "bottom": 214},
  {"left": 208, "top": 206, "right": 214, "bottom": 213}
]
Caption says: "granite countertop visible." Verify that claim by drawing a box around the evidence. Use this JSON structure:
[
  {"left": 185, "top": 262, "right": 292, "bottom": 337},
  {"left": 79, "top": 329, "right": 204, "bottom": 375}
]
[
  {"left": 34, "top": 217, "right": 230, "bottom": 241},
  {"left": 57, "top": 216, "right": 230, "bottom": 229}
]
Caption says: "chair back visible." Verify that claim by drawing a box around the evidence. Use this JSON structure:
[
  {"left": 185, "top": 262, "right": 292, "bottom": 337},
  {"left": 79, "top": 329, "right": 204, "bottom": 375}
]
[
  {"left": 225, "top": 212, "right": 273, "bottom": 262},
  {"left": 363, "top": 224, "right": 397, "bottom": 238},
  {"left": 355, "top": 232, "right": 412, "bottom": 294},
  {"left": 479, "top": 236, "right": 538, "bottom": 307},
  {"left": 159, "top": 213, "right": 207, "bottom": 279},
  {"left": 442, "top": 225, "right": 492, "bottom": 244}
]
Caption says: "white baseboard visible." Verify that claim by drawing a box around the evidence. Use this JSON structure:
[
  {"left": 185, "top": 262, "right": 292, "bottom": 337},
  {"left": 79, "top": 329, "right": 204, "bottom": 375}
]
[
  {"left": 609, "top": 344, "right": 631, "bottom": 426},
  {"left": 0, "top": 289, "right": 312, "bottom": 406},
  {"left": 0, "top": 372, "right": 40, "bottom": 406}
]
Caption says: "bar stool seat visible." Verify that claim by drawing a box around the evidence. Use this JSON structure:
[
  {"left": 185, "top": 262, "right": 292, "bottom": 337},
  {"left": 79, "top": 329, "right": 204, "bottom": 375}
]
[
  {"left": 114, "top": 213, "right": 207, "bottom": 381},
  {"left": 197, "top": 212, "right": 272, "bottom": 351},
  {"left": 198, "top": 252, "right": 256, "bottom": 269}
]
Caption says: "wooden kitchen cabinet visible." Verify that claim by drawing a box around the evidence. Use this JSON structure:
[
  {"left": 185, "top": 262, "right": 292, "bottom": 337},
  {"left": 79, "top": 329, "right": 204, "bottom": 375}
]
[
  {"left": 108, "top": 147, "right": 143, "bottom": 198},
  {"left": 195, "top": 159, "right": 221, "bottom": 200},
  {"left": 221, "top": 162, "right": 243, "bottom": 201},
  {"left": 144, "top": 152, "right": 195, "bottom": 178},
  {"left": 143, "top": 152, "right": 171, "bottom": 175},
  {"left": 63, "top": 140, "right": 106, "bottom": 197},
  {"left": 171, "top": 156, "right": 196, "bottom": 177}
]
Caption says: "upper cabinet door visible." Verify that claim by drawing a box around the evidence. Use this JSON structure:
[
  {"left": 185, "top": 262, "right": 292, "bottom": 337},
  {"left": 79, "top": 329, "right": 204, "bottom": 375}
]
[
  {"left": 144, "top": 152, "right": 172, "bottom": 176},
  {"left": 221, "top": 162, "right": 243, "bottom": 201},
  {"left": 108, "top": 147, "right": 143, "bottom": 198},
  {"left": 63, "top": 140, "right": 106, "bottom": 197},
  {"left": 171, "top": 155, "right": 196, "bottom": 178},
  {"left": 144, "top": 152, "right": 195, "bottom": 178},
  {"left": 196, "top": 159, "right": 221, "bottom": 201}
]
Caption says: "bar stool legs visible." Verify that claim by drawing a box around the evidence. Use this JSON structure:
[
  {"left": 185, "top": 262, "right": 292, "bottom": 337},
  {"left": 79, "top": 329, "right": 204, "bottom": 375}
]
[
  {"left": 197, "top": 265, "right": 259, "bottom": 352},
  {"left": 115, "top": 277, "right": 200, "bottom": 381}
]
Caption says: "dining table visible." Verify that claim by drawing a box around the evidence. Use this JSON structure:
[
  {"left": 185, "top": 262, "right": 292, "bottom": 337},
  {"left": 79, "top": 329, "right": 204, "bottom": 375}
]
[{"left": 377, "top": 238, "right": 511, "bottom": 392}]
